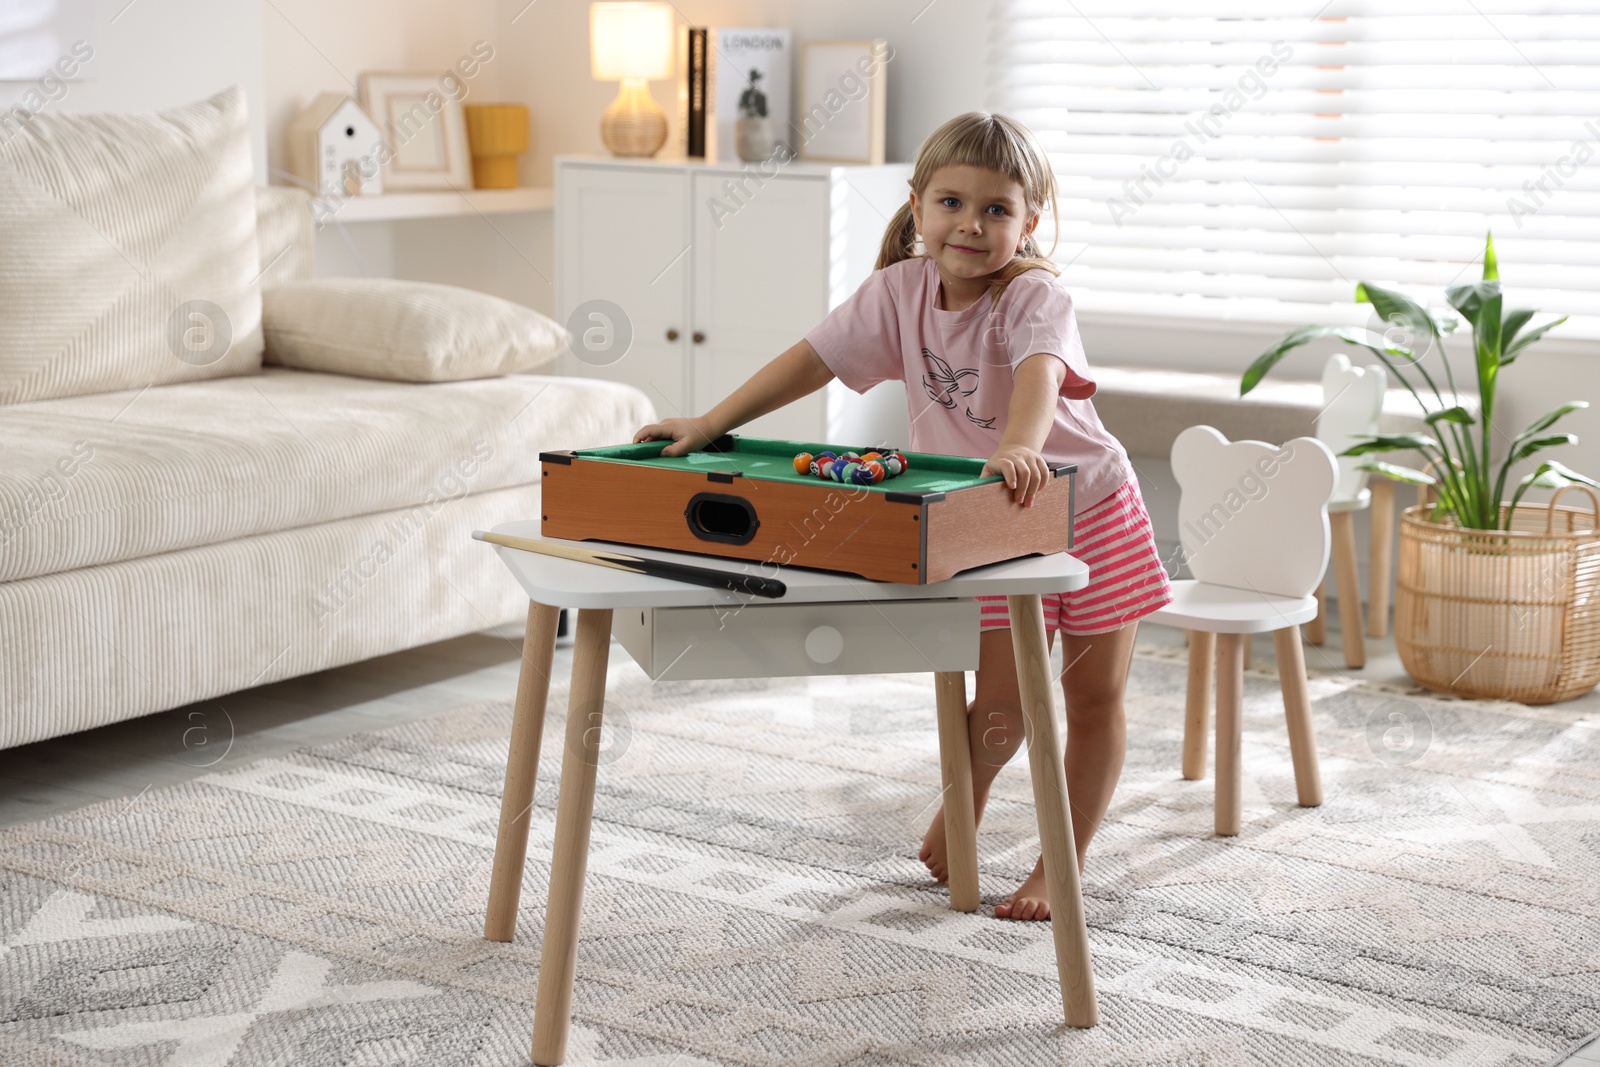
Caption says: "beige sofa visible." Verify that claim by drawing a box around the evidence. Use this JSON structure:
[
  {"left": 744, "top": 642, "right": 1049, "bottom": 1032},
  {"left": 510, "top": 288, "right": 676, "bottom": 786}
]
[{"left": 0, "top": 93, "right": 651, "bottom": 750}]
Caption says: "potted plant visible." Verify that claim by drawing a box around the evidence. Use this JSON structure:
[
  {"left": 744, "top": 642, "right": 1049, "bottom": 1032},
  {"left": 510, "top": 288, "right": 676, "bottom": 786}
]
[
  {"left": 1242, "top": 232, "right": 1600, "bottom": 703},
  {"left": 735, "top": 68, "right": 775, "bottom": 163}
]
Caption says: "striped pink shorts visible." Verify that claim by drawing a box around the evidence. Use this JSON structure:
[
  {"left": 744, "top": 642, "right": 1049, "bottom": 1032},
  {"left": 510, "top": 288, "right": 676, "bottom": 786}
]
[{"left": 977, "top": 479, "right": 1172, "bottom": 636}]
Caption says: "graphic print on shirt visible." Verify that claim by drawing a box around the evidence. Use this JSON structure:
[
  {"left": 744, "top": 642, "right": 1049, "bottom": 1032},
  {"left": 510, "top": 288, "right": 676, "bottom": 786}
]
[
  {"left": 920, "top": 347, "right": 975, "bottom": 409},
  {"left": 965, "top": 408, "right": 997, "bottom": 429},
  {"left": 920, "top": 347, "right": 996, "bottom": 431}
]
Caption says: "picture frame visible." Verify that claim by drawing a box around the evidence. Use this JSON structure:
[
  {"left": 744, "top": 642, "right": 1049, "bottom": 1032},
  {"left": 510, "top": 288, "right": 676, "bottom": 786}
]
[
  {"left": 796, "top": 39, "right": 888, "bottom": 165},
  {"left": 357, "top": 72, "right": 473, "bottom": 191}
]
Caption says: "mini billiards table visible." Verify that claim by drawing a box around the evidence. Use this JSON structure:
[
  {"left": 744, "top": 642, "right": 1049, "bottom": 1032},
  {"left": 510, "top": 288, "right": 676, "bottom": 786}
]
[{"left": 539, "top": 433, "right": 1077, "bottom": 585}]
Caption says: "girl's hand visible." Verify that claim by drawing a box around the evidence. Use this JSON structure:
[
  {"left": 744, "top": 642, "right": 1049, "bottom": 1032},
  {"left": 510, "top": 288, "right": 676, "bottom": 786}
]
[
  {"left": 633, "top": 417, "right": 721, "bottom": 457},
  {"left": 984, "top": 444, "right": 1051, "bottom": 507}
]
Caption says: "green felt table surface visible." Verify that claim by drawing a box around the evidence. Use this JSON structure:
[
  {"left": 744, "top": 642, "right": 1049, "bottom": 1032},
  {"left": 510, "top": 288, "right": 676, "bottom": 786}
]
[{"left": 571, "top": 435, "right": 1002, "bottom": 494}]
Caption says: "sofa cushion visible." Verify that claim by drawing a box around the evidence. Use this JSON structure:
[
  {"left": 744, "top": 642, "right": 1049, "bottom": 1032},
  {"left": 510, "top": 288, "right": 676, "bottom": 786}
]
[
  {"left": 263, "top": 278, "right": 568, "bottom": 381},
  {"left": 255, "top": 186, "right": 315, "bottom": 288},
  {"left": 0, "top": 86, "right": 264, "bottom": 405},
  {"left": 0, "top": 367, "right": 654, "bottom": 583}
]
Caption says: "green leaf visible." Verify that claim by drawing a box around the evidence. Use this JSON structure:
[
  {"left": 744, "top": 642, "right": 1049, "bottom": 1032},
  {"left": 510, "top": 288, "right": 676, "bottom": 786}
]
[
  {"left": 1241, "top": 324, "right": 1406, "bottom": 395},
  {"left": 1506, "top": 459, "right": 1600, "bottom": 520},
  {"left": 1340, "top": 432, "right": 1440, "bottom": 456},
  {"left": 1444, "top": 279, "right": 1503, "bottom": 330},
  {"left": 1425, "top": 406, "right": 1476, "bottom": 426},
  {"left": 1513, "top": 400, "right": 1588, "bottom": 445},
  {"left": 1507, "top": 433, "right": 1578, "bottom": 466},
  {"left": 1504, "top": 315, "right": 1569, "bottom": 363},
  {"left": 1476, "top": 286, "right": 1502, "bottom": 412},
  {"left": 1356, "top": 460, "right": 1435, "bottom": 486},
  {"left": 1528, "top": 459, "right": 1600, "bottom": 491},
  {"left": 1482, "top": 230, "right": 1499, "bottom": 281},
  {"left": 1498, "top": 307, "right": 1536, "bottom": 361},
  {"left": 1356, "top": 281, "right": 1439, "bottom": 347}
]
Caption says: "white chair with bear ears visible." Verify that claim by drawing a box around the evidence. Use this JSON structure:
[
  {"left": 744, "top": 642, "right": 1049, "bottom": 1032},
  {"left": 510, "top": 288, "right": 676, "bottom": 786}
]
[
  {"left": 1305, "top": 353, "right": 1388, "bottom": 670},
  {"left": 1150, "top": 425, "right": 1339, "bottom": 836}
]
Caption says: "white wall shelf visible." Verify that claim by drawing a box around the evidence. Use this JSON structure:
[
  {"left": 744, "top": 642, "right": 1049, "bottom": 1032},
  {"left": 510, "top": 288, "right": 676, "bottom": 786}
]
[{"left": 325, "top": 186, "right": 554, "bottom": 223}]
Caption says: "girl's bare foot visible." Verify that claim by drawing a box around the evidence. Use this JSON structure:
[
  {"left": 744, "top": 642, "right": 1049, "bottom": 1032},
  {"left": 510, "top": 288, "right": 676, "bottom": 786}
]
[
  {"left": 994, "top": 857, "right": 1050, "bottom": 920},
  {"left": 919, "top": 804, "right": 950, "bottom": 883}
]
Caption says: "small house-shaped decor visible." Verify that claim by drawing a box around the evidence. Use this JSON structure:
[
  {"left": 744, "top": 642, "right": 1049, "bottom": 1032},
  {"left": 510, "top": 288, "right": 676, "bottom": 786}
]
[{"left": 286, "top": 93, "right": 384, "bottom": 197}]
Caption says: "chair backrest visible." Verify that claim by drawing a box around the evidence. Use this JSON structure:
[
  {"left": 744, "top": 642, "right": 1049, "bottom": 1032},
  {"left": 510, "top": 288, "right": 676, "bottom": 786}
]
[
  {"left": 1316, "top": 353, "right": 1386, "bottom": 501},
  {"left": 1171, "top": 425, "right": 1338, "bottom": 598}
]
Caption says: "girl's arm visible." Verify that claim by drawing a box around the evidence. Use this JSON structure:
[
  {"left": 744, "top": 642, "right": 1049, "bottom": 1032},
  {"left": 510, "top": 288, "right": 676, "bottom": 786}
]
[
  {"left": 985, "top": 352, "right": 1068, "bottom": 507},
  {"left": 635, "top": 339, "right": 836, "bottom": 457}
]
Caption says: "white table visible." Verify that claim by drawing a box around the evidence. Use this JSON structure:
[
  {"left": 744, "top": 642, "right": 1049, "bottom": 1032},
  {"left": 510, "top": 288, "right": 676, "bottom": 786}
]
[{"left": 477, "top": 520, "right": 1097, "bottom": 1065}]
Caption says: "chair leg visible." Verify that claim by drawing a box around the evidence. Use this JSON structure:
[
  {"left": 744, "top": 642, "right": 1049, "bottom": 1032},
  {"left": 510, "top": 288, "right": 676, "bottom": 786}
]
[
  {"left": 1330, "top": 511, "right": 1366, "bottom": 669},
  {"left": 1007, "top": 594, "right": 1098, "bottom": 1027},
  {"left": 1182, "top": 631, "right": 1214, "bottom": 781},
  {"left": 1273, "top": 625, "right": 1323, "bottom": 807},
  {"left": 1367, "top": 478, "right": 1395, "bottom": 638},
  {"left": 933, "top": 671, "right": 979, "bottom": 912},
  {"left": 1214, "top": 633, "right": 1245, "bottom": 836},
  {"left": 1306, "top": 582, "right": 1327, "bottom": 645},
  {"left": 485, "top": 601, "right": 563, "bottom": 942},
  {"left": 532, "top": 607, "right": 613, "bottom": 1067}
]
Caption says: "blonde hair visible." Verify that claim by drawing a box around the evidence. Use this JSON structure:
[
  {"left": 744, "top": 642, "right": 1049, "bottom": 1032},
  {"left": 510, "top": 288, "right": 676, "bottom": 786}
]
[{"left": 876, "top": 111, "right": 1061, "bottom": 303}]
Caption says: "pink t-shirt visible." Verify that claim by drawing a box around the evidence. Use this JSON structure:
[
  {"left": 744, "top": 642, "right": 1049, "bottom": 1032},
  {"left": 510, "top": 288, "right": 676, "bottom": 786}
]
[{"left": 805, "top": 256, "right": 1133, "bottom": 512}]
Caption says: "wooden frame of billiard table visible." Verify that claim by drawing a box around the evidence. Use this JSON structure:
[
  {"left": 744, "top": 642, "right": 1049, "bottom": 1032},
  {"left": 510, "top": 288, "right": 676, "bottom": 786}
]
[{"left": 539, "top": 434, "right": 1078, "bottom": 585}]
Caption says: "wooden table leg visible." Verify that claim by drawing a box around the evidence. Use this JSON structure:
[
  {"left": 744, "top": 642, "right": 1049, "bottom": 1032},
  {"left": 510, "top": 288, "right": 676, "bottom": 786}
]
[
  {"left": 1215, "top": 633, "right": 1245, "bottom": 836},
  {"left": 1007, "top": 593, "right": 1098, "bottom": 1028},
  {"left": 1367, "top": 478, "right": 1395, "bottom": 638},
  {"left": 531, "top": 607, "right": 613, "bottom": 1067},
  {"left": 933, "top": 670, "right": 979, "bottom": 912},
  {"left": 485, "top": 601, "right": 563, "bottom": 943},
  {"left": 1273, "top": 625, "right": 1323, "bottom": 807},
  {"left": 1331, "top": 511, "right": 1366, "bottom": 669},
  {"left": 1182, "top": 631, "right": 1214, "bottom": 781}
]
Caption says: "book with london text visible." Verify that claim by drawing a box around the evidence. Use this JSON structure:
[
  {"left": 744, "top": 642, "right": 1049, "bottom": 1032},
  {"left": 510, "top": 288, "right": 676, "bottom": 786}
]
[{"left": 679, "top": 27, "right": 792, "bottom": 162}]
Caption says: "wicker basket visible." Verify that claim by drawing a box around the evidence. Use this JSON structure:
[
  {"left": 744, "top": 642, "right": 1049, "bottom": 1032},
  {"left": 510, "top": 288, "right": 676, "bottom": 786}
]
[{"left": 1394, "top": 485, "right": 1600, "bottom": 703}]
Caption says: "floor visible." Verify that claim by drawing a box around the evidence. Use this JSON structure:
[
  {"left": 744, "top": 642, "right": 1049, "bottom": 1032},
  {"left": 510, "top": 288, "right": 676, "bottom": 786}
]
[{"left": 3, "top": 612, "right": 1597, "bottom": 1067}]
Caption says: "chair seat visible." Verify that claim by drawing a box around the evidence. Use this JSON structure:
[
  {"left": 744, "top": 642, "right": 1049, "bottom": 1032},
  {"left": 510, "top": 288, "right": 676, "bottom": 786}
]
[
  {"left": 1328, "top": 487, "right": 1372, "bottom": 513},
  {"left": 1150, "top": 580, "right": 1318, "bottom": 633}
]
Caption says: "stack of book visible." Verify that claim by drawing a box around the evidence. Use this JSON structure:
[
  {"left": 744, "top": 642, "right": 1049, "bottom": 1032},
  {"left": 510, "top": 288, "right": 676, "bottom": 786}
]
[{"left": 679, "top": 27, "right": 792, "bottom": 163}]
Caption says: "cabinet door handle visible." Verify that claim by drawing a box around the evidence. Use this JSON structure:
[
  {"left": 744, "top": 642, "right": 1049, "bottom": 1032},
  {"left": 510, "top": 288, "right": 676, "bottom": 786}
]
[
  {"left": 692, "top": 331, "right": 706, "bottom": 344},
  {"left": 666, "top": 328, "right": 679, "bottom": 341}
]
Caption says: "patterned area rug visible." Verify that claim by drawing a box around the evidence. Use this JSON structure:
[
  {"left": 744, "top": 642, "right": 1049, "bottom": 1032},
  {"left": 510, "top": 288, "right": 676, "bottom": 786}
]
[{"left": 2, "top": 647, "right": 1598, "bottom": 1067}]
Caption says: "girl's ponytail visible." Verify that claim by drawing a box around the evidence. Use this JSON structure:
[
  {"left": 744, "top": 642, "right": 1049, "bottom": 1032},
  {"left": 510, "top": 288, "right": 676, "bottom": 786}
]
[{"left": 875, "top": 200, "right": 918, "bottom": 271}]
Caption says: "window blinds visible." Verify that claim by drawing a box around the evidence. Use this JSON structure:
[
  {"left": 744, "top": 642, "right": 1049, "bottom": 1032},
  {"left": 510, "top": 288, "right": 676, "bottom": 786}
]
[{"left": 988, "top": 1, "right": 1600, "bottom": 340}]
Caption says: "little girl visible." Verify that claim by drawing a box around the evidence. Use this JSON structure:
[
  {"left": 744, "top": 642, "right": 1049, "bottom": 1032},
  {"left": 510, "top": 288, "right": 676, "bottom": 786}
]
[{"left": 635, "top": 111, "right": 1171, "bottom": 920}]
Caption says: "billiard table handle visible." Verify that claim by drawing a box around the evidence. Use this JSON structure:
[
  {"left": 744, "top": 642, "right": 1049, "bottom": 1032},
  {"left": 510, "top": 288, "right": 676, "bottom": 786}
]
[
  {"left": 666, "top": 328, "right": 679, "bottom": 341},
  {"left": 685, "top": 492, "right": 760, "bottom": 545}
]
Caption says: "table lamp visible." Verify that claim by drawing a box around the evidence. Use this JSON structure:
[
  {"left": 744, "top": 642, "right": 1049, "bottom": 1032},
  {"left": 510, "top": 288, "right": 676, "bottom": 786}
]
[{"left": 590, "top": 2, "right": 673, "bottom": 157}]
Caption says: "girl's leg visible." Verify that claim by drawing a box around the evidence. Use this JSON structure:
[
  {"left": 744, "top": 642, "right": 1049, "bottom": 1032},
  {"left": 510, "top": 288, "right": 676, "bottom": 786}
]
[
  {"left": 919, "top": 626, "right": 1049, "bottom": 881},
  {"left": 995, "top": 619, "right": 1139, "bottom": 920}
]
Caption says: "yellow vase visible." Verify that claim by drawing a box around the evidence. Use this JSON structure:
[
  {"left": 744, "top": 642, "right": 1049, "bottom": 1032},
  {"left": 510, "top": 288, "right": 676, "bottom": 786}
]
[{"left": 463, "top": 104, "right": 531, "bottom": 189}]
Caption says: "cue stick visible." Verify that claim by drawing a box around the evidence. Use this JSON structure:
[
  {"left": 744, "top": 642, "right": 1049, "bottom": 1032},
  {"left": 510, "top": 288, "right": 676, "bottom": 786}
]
[{"left": 471, "top": 530, "right": 786, "bottom": 599}]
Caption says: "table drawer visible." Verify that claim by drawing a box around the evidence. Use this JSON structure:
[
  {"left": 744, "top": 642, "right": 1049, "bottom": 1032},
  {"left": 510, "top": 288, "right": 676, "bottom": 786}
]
[{"left": 612, "top": 598, "right": 979, "bottom": 680}]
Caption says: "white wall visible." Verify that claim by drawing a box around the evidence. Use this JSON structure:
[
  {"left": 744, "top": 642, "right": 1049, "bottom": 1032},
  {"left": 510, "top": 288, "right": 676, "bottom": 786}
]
[
  {"left": 0, "top": 0, "right": 267, "bottom": 183},
  {"left": 495, "top": 0, "right": 988, "bottom": 188},
  {"left": 257, "top": 0, "right": 989, "bottom": 317}
]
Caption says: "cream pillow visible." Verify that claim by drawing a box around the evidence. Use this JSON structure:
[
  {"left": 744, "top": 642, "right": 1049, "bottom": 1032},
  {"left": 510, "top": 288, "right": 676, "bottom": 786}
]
[
  {"left": 263, "top": 278, "right": 569, "bottom": 382},
  {"left": 0, "top": 86, "right": 262, "bottom": 404}
]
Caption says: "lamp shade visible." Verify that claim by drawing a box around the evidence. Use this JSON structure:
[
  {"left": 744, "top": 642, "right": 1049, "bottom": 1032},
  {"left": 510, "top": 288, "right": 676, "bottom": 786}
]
[{"left": 590, "top": 3, "right": 674, "bottom": 82}]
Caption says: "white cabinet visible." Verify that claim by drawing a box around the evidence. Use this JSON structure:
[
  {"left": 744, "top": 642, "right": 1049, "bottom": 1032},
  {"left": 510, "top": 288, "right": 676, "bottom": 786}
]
[{"left": 555, "top": 156, "right": 912, "bottom": 442}]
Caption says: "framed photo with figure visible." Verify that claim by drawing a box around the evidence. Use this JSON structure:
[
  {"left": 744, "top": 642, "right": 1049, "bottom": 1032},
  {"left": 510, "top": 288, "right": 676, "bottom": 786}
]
[
  {"left": 796, "top": 39, "right": 888, "bottom": 165},
  {"left": 358, "top": 72, "right": 472, "bottom": 191}
]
